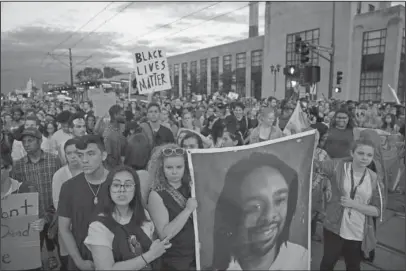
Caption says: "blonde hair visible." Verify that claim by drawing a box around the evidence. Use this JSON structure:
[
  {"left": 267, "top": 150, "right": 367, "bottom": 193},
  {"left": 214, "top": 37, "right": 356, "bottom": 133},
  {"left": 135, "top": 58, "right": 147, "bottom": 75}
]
[{"left": 147, "top": 143, "right": 191, "bottom": 190}]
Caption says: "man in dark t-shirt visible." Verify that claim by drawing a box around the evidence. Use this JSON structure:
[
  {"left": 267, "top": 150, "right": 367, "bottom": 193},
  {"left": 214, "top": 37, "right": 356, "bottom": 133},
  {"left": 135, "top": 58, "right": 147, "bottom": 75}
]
[{"left": 58, "top": 135, "right": 110, "bottom": 270}]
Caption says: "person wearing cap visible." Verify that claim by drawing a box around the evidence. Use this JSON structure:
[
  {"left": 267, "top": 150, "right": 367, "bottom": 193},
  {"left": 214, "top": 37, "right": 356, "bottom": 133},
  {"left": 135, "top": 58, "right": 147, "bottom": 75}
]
[
  {"left": 10, "top": 127, "right": 62, "bottom": 269},
  {"left": 11, "top": 115, "right": 57, "bottom": 161}
]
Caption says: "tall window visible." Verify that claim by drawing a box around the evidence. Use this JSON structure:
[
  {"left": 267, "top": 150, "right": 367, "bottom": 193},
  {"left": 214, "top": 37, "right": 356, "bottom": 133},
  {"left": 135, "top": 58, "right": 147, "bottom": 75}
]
[
  {"left": 174, "top": 64, "right": 180, "bottom": 96},
  {"left": 223, "top": 55, "right": 232, "bottom": 71},
  {"left": 236, "top": 52, "right": 246, "bottom": 97},
  {"left": 200, "top": 59, "right": 208, "bottom": 95},
  {"left": 211, "top": 57, "right": 219, "bottom": 93},
  {"left": 285, "top": 28, "right": 320, "bottom": 97},
  {"left": 398, "top": 29, "right": 405, "bottom": 102},
  {"left": 251, "top": 50, "right": 262, "bottom": 99},
  {"left": 190, "top": 61, "right": 198, "bottom": 94},
  {"left": 182, "top": 62, "right": 188, "bottom": 97},
  {"left": 286, "top": 29, "right": 320, "bottom": 67},
  {"left": 359, "top": 29, "right": 387, "bottom": 101},
  {"left": 222, "top": 55, "right": 233, "bottom": 92}
]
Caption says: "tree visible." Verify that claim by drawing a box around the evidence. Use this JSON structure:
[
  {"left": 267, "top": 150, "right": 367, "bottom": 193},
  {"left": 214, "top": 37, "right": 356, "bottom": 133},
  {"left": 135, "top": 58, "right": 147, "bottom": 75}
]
[
  {"left": 103, "top": 66, "right": 123, "bottom": 79},
  {"left": 75, "top": 67, "right": 103, "bottom": 82}
]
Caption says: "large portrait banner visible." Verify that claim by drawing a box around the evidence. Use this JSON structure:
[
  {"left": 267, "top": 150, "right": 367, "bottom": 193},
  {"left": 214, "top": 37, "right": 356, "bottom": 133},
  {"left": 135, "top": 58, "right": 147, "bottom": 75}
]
[{"left": 187, "top": 130, "right": 316, "bottom": 270}]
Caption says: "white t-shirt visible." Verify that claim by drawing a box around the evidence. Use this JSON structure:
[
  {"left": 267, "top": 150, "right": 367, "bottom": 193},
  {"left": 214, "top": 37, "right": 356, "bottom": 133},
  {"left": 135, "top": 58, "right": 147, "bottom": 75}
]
[
  {"left": 226, "top": 242, "right": 309, "bottom": 270},
  {"left": 52, "top": 165, "right": 76, "bottom": 257},
  {"left": 84, "top": 210, "right": 155, "bottom": 251},
  {"left": 339, "top": 163, "right": 372, "bottom": 241},
  {"left": 50, "top": 129, "right": 73, "bottom": 165}
]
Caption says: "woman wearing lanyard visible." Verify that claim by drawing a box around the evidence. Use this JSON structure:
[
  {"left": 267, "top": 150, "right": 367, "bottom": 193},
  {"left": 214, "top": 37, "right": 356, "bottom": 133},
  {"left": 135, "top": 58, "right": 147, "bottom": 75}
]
[{"left": 315, "top": 138, "right": 384, "bottom": 271}]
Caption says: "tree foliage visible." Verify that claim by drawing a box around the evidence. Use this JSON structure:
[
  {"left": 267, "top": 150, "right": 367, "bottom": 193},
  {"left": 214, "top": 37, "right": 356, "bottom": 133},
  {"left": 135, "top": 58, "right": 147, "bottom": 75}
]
[
  {"left": 103, "top": 66, "right": 123, "bottom": 79},
  {"left": 75, "top": 67, "right": 103, "bottom": 82}
]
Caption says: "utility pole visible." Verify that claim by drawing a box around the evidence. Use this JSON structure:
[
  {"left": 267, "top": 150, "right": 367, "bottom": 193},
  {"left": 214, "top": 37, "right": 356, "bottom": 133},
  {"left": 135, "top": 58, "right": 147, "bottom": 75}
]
[
  {"left": 328, "top": 2, "right": 336, "bottom": 98},
  {"left": 69, "top": 48, "right": 74, "bottom": 88}
]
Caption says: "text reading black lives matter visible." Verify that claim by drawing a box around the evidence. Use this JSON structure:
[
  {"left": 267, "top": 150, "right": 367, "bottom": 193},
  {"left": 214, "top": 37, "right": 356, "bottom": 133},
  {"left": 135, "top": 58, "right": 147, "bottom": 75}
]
[{"left": 135, "top": 50, "right": 168, "bottom": 93}]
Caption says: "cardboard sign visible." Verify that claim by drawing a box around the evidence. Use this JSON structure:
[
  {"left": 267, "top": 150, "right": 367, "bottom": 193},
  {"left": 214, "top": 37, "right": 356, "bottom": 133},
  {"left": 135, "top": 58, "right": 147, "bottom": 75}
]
[
  {"left": 133, "top": 49, "right": 171, "bottom": 95},
  {"left": 1, "top": 193, "right": 41, "bottom": 270},
  {"left": 88, "top": 89, "right": 116, "bottom": 117},
  {"left": 187, "top": 130, "right": 315, "bottom": 270},
  {"left": 227, "top": 92, "right": 239, "bottom": 100}
]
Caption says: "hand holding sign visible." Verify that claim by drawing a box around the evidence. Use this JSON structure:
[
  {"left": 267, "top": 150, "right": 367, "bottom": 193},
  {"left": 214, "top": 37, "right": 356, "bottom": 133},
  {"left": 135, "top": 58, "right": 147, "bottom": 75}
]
[{"left": 30, "top": 218, "right": 45, "bottom": 232}]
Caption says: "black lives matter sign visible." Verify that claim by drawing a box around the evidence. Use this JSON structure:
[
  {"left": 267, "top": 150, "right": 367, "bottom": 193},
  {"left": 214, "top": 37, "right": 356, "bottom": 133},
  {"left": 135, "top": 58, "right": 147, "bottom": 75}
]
[{"left": 133, "top": 49, "right": 171, "bottom": 95}]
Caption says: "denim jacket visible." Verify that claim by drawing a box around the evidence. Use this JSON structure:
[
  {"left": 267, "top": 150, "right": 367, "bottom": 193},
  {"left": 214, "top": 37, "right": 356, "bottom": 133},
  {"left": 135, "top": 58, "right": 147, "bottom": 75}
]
[{"left": 316, "top": 158, "right": 384, "bottom": 257}]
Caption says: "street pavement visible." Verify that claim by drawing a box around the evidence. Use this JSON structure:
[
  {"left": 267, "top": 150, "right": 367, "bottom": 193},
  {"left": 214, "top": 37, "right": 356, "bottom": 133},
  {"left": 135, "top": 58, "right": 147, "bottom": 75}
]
[{"left": 311, "top": 193, "right": 405, "bottom": 270}]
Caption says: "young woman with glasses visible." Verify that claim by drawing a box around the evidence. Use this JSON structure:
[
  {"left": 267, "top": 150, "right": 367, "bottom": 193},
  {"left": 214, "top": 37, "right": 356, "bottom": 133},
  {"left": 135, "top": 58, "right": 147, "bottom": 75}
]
[
  {"left": 147, "top": 144, "right": 197, "bottom": 270},
  {"left": 84, "top": 165, "right": 170, "bottom": 270}
]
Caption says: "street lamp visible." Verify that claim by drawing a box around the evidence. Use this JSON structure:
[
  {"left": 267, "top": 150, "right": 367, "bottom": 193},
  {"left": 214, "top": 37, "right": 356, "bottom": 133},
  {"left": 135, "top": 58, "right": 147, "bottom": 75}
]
[{"left": 270, "top": 64, "right": 281, "bottom": 95}]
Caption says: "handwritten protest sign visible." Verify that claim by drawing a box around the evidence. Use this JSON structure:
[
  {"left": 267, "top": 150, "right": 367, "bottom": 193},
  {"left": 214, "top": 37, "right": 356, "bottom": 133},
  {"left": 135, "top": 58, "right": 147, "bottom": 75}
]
[
  {"left": 187, "top": 130, "right": 315, "bottom": 270},
  {"left": 88, "top": 88, "right": 116, "bottom": 117},
  {"left": 133, "top": 49, "right": 171, "bottom": 95},
  {"left": 1, "top": 193, "right": 41, "bottom": 270}
]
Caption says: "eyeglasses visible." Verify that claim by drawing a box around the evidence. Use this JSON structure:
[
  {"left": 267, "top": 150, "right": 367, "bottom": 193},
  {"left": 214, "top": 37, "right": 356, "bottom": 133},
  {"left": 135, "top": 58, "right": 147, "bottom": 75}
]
[
  {"left": 162, "top": 148, "right": 185, "bottom": 157},
  {"left": 110, "top": 183, "right": 136, "bottom": 192}
]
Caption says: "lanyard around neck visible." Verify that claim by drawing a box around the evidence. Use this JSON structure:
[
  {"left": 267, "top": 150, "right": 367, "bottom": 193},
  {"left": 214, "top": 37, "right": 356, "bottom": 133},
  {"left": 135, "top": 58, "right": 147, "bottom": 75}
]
[{"left": 350, "top": 165, "right": 367, "bottom": 200}]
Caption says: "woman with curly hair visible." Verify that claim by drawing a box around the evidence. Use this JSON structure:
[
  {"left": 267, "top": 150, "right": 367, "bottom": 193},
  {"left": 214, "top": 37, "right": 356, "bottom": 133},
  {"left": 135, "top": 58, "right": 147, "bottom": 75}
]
[{"left": 147, "top": 144, "right": 197, "bottom": 270}]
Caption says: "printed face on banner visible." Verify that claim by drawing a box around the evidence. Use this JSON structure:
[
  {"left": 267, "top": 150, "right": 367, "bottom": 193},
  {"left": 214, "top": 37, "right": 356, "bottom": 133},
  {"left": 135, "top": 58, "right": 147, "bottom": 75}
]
[
  {"left": 133, "top": 49, "right": 172, "bottom": 95},
  {"left": 188, "top": 131, "right": 315, "bottom": 270}
]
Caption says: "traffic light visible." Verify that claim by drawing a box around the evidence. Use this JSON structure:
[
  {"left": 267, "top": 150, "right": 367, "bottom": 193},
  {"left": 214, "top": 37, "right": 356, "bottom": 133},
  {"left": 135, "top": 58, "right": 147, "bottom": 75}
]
[
  {"left": 295, "top": 36, "right": 302, "bottom": 54},
  {"left": 303, "top": 66, "right": 321, "bottom": 84},
  {"left": 283, "top": 65, "right": 299, "bottom": 77},
  {"left": 334, "top": 87, "right": 342, "bottom": 93},
  {"left": 300, "top": 43, "right": 310, "bottom": 64},
  {"left": 336, "top": 71, "right": 343, "bottom": 85}
]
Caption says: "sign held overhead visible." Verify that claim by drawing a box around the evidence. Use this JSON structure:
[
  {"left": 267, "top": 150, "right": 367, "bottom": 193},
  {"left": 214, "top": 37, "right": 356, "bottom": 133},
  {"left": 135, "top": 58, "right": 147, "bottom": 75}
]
[{"left": 133, "top": 49, "right": 171, "bottom": 95}]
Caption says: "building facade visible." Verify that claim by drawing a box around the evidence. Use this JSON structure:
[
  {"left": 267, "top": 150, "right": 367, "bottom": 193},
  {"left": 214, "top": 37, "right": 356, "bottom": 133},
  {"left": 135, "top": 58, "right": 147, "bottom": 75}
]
[{"left": 167, "top": 2, "right": 405, "bottom": 102}]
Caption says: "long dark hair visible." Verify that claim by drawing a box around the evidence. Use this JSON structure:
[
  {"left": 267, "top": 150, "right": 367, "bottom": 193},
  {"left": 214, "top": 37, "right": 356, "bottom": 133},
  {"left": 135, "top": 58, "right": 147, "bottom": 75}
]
[
  {"left": 381, "top": 113, "right": 396, "bottom": 129},
  {"left": 96, "top": 165, "right": 147, "bottom": 227},
  {"left": 212, "top": 152, "right": 299, "bottom": 270},
  {"left": 330, "top": 108, "right": 355, "bottom": 129}
]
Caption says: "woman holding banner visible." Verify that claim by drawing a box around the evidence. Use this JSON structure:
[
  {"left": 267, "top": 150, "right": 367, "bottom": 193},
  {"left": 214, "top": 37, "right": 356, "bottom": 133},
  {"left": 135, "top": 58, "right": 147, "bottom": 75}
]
[{"left": 147, "top": 144, "right": 197, "bottom": 270}]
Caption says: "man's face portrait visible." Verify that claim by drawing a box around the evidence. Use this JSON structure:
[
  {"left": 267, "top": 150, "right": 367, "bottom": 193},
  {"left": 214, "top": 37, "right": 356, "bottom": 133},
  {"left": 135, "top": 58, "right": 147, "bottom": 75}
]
[{"left": 238, "top": 166, "right": 288, "bottom": 256}]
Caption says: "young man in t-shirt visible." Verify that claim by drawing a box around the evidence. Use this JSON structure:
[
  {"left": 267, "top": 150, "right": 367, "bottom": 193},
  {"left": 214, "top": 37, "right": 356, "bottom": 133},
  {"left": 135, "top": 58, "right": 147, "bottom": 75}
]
[{"left": 58, "top": 135, "right": 109, "bottom": 270}]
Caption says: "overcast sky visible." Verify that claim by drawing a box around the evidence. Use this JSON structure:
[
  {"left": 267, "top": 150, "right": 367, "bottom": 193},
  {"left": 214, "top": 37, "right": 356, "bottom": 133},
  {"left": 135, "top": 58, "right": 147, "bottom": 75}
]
[
  {"left": 1, "top": 1, "right": 265, "bottom": 92},
  {"left": 1, "top": 1, "right": 404, "bottom": 93}
]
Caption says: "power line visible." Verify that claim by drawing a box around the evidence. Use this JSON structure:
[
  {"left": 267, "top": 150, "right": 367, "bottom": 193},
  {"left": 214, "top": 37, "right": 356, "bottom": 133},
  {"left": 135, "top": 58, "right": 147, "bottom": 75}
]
[
  {"left": 121, "top": 2, "right": 222, "bottom": 46},
  {"left": 157, "top": 3, "right": 249, "bottom": 42},
  {"left": 69, "top": 3, "right": 249, "bottom": 72},
  {"left": 88, "top": 2, "right": 228, "bottom": 68},
  {"left": 69, "top": 1, "right": 135, "bottom": 49},
  {"left": 39, "top": 2, "right": 114, "bottom": 67}
]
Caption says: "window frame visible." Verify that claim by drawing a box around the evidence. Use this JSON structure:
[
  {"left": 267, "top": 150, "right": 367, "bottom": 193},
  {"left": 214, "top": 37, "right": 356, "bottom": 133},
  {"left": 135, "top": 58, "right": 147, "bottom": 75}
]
[{"left": 359, "top": 29, "right": 387, "bottom": 101}]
